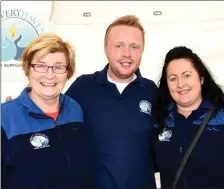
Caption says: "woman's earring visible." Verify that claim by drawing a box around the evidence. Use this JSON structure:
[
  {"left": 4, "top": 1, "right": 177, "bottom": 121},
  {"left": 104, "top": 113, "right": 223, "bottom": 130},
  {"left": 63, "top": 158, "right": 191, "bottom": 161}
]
[{"left": 201, "top": 77, "right": 204, "bottom": 84}]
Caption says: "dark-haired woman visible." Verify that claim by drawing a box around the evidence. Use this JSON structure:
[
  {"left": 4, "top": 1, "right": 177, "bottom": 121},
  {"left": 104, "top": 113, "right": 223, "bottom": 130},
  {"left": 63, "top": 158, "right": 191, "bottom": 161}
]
[{"left": 153, "top": 46, "right": 224, "bottom": 188}]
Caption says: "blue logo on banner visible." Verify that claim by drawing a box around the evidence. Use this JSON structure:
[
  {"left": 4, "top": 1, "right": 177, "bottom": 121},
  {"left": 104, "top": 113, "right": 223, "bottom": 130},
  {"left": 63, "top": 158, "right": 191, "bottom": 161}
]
[{"left": 1, "top": 9, "right": 44, "bottom": 62}]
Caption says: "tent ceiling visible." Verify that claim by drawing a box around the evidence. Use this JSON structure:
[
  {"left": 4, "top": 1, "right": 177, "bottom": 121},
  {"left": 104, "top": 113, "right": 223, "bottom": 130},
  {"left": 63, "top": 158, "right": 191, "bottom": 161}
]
[{"left": 53, "top": 1, "right": 224, "bottom": 25}]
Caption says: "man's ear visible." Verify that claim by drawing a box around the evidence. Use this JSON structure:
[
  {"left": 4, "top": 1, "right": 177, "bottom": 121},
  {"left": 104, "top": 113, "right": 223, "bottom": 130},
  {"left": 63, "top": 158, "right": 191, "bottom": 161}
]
[
  {"left": 201, "top": 77, "right": 204, "bottom": 84},
  {"left": 104, "top": 45, "right": 108, "bottom": 58}
]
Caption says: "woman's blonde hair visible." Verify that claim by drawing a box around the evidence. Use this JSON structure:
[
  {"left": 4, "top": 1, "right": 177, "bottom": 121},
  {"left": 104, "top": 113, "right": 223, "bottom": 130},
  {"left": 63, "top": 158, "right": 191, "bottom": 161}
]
[{"left": 22, "top": 33, "right": 75, "bottom": 80}]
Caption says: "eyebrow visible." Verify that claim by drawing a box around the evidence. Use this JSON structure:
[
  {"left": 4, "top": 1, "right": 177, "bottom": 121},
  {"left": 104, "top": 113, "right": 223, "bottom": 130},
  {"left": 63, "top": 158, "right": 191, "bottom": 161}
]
[
  {"left": 55, "top": 62, "right": 66, "bottom": 65},
  {"left": 38, "top": 61, "right": 65, "bottom": 65},
  {"left": 168, "top": 71, "right": 192, "bottom": 77},
  {"left": 115, "top": 42, "right": 140, "bottom": 46},
  {"left": 37, "top": 61, "right": 46, "bottom": 64}
]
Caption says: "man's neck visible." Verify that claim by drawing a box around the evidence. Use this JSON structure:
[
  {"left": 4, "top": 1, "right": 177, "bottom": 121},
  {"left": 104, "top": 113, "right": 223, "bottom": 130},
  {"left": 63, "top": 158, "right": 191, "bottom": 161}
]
[
  {"left": 107, "top": 72, "right": 137, "bottom": 84},
  {"left": 107, "top": 72, "right": 137, "bottom": 94}
]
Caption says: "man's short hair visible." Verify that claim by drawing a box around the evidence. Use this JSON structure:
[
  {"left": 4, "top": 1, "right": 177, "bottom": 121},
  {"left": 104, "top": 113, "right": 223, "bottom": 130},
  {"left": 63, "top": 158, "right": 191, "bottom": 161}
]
[{"left": 104, "top": 15, "right": 145, "bottom": 46}]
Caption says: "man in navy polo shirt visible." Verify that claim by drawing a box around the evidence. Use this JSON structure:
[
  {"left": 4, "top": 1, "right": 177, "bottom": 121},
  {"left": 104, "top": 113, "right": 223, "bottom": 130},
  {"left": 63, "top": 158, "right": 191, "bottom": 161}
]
[{"left": 65, "top": 15, "right": 158, "bottom": 188}]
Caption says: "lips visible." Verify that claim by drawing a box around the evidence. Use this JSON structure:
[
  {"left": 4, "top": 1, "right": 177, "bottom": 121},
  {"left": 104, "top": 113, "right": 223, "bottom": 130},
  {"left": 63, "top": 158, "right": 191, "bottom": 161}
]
[
  {"left": 119, "top": 61, "right": 132, "bottom": 66},
  {"left": 40, "top": 82, "right": 57, "bottom": 87},
  {"left": 178, "top": 89, "right": 190, "bottom": 95}
]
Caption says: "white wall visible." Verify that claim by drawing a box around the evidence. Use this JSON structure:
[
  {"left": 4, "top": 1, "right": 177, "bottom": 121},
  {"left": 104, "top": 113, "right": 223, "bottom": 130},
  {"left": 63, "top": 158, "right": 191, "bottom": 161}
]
[{"left": 1, "top": 1, "right": 224, "bottom": 102}]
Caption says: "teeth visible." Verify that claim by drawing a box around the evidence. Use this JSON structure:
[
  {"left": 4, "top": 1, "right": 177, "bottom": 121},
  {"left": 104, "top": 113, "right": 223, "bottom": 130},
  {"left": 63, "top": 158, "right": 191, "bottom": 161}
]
[
  {"left": 41, "top": 82, "right": 56, "bottom": 86},
  {"left": 120, "top": 62, "right": 131, "bottom": 66},
  {"left": 179, "top": 90, "right": 189, "bottom": 95}
]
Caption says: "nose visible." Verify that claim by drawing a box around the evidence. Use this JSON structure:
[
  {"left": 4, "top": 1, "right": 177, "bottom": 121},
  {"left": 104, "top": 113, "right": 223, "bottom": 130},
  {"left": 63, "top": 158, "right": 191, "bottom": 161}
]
[
  {"left": 177, "top": 78, "right": 186, "bottom": 88},
  {"left": 45, "top": 67, "right": 55, "bottom": 79},
  {"left": 122, "top": 47, "right": 131, "bottom": 57}
]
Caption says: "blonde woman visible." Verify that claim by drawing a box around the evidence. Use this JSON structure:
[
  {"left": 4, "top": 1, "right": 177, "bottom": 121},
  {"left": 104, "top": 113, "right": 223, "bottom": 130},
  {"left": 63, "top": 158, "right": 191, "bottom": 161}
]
[{"left": 1, "top": 33, "right": 93, "bottom": 188}]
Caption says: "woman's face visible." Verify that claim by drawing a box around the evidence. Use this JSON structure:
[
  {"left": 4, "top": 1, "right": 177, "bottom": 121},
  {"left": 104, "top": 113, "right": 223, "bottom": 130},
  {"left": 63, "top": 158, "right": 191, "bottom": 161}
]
[
  {"left": 29, "top": 52, "right": 68, "bottom": 101},
  {"left": 166, "top": 58, "right": 203, "bottom": 108}
]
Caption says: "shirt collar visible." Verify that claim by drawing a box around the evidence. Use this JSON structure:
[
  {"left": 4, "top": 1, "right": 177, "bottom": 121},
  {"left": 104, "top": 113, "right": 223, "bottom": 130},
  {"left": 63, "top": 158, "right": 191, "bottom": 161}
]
[
  {"left": 168, "top": 98, "right": 213, "bottom": 113},
  {"left": 18, "top": 87, "right": 66, "bottom": 115}
]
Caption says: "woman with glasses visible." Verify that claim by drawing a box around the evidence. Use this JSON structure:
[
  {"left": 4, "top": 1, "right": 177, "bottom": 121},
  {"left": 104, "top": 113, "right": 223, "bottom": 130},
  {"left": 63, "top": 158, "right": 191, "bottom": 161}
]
[{"left": 1, "top": 33, "right": 94, "bottom": 188}]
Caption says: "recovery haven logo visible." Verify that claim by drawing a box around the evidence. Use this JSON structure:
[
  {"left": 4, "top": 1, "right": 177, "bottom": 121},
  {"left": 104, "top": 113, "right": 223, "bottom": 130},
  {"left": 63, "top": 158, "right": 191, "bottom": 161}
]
[{"left": 1, "top": 9, "right": 44, "bottom": 67}]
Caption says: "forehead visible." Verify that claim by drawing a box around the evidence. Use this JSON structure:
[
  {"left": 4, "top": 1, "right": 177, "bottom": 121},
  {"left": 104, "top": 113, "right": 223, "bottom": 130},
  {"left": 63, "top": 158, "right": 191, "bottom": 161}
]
[
  {"left": 33, "top": 52, "right": 66, "bottom": 63},
  {"left": 107, "top": 25, "right": 143, "bottom": 44},
  {"left": 167, "top": 58, "right": 197, "bottom": 74}
]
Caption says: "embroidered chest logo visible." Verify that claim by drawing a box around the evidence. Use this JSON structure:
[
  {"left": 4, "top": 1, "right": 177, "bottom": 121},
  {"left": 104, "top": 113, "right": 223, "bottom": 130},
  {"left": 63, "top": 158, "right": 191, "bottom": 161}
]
[
  {"left": 139, "top": 100, "right": 152, "bottom": 115},
  {"left": 158, "top": 128, "right": 172, "bottom": 142},
  {"left": 30, "top": 133, "right": 50, "bottom": 149},
  {"left": 207, "top": 127, "right": 220, "bottom": 132}
]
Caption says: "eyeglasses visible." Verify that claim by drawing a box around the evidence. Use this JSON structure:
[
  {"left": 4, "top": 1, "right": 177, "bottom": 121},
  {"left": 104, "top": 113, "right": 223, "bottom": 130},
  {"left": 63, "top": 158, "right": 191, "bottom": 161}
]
[{"left": 31, "top": 64, "right": 68, "bottom": 74}]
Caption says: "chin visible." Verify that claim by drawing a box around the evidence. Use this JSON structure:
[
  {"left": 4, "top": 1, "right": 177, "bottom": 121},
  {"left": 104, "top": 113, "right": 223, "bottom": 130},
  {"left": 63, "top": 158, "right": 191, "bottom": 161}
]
[
  {"left": 119, "top": 70, "right": 134, "bottom": 77},
  {"left": 179, "top": 101, "right": 193, "bottom": 107},
  {"left": 119, "top": 74, "right": 133, "bottom": 80},
  {"left": 42, "top": 93, "right": 59, "bottom": 99}
]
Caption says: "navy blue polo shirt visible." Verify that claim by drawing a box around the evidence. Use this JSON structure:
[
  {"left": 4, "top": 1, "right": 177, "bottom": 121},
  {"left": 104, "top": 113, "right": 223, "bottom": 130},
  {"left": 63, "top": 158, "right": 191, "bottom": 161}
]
[
  {"left": 153, "top": 99, "right": 224, "bottom": 188},
  {"left": 65, "top": 64, "right": 158, "bottom": 188}
]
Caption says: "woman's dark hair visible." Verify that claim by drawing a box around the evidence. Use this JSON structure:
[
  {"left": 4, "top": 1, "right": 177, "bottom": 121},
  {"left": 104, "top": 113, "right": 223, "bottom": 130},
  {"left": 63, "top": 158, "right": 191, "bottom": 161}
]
[{"left": 154, "top": 46, "right": 224, "bottom": 127}]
